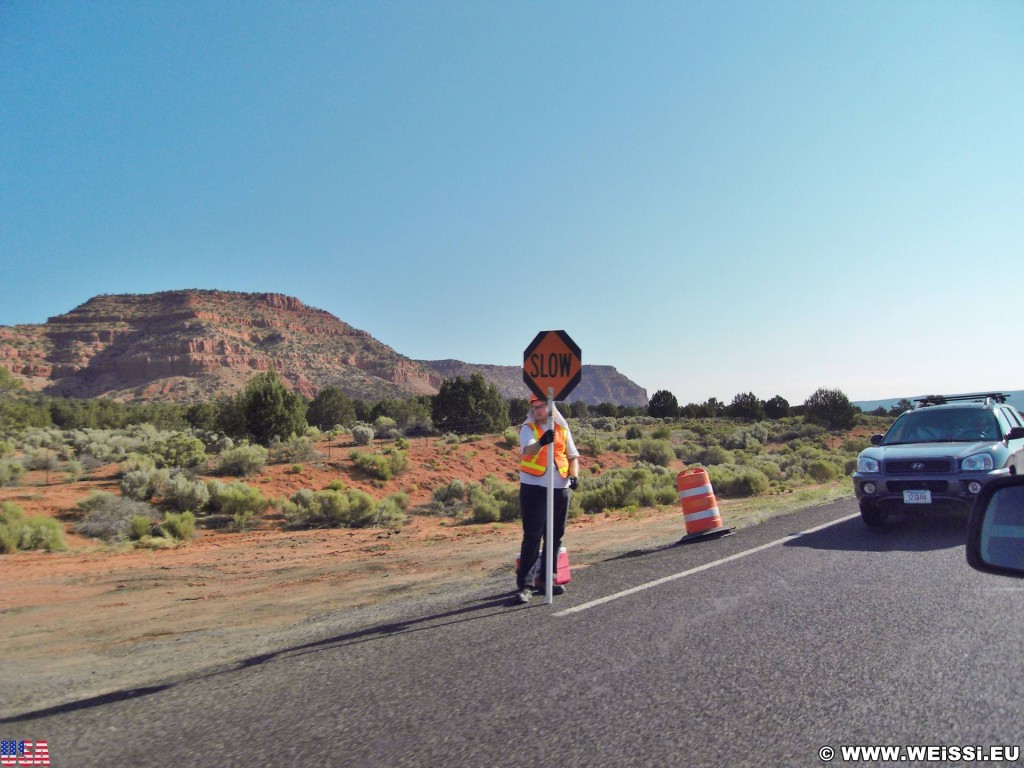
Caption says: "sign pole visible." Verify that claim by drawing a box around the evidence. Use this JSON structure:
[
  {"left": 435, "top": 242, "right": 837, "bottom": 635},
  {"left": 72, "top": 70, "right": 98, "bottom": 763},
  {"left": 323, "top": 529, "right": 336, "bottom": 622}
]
[
  {"left": 522, "top": 330, "right": 581, "bottom": 608},
  {"left": 545, "top": 387, "right": 554, "bottom": 605}
]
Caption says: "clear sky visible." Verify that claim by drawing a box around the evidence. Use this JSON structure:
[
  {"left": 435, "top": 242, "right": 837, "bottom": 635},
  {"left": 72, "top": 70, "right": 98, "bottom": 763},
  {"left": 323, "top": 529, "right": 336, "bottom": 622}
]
[{"left": 2, "top": 1, "right": 1022, "bottom": 406}]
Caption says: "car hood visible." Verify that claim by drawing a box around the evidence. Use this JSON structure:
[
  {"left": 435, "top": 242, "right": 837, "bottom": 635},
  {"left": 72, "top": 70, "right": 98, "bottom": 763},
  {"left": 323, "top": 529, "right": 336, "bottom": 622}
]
[{"left": 866, "top": 441, "right": 995, "bottom": 460}]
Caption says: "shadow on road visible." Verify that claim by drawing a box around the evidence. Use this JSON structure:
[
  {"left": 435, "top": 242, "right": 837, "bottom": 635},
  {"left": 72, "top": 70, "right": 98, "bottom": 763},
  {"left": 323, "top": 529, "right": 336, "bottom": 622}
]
[
  {"left": 784, "top": 507, "right": 968, "bottom": 553},
  {"left": 3, "top": 590, "right": 523, "bottom": 724}
]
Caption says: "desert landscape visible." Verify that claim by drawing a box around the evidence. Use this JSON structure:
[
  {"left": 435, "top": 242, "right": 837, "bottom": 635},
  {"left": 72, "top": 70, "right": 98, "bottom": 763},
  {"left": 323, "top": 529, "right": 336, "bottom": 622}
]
[{"left": 0, "top": 430, "right": 848, "bottom": 720}]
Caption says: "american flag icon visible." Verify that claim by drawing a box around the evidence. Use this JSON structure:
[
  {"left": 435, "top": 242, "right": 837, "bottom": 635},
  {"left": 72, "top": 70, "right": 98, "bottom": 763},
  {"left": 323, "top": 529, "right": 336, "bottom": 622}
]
[{"left": 0, "top": 741, "right": 50, "bottom": 767}]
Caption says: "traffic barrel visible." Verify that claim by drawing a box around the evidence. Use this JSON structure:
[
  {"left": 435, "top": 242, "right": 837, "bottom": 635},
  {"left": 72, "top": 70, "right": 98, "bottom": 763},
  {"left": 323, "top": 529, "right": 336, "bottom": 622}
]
[{"left": 676, "top": 467, "right": 733, "bottom": 543}]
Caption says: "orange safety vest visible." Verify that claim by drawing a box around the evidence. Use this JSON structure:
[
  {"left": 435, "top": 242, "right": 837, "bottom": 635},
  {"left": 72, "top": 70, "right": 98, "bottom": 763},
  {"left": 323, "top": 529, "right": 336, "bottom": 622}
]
[{"left": 520, "top": 422, "right": 569, "bottom": 478}]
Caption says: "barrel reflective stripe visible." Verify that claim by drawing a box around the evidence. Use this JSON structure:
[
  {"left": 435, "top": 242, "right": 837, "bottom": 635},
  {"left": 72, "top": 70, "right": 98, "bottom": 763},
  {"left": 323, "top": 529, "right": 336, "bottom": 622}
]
[
  {"left": 684, "top": 507, "right": 720, "bottom": 523},
  {"left": 678, "top": 483, "right": 714, "bottom": 499}
]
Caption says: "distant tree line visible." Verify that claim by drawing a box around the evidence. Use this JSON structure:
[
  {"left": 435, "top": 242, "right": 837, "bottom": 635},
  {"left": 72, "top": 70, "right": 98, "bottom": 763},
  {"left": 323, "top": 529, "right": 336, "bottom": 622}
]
[{"left": 1, "top": 362, "right": 873, "bottom": 446}]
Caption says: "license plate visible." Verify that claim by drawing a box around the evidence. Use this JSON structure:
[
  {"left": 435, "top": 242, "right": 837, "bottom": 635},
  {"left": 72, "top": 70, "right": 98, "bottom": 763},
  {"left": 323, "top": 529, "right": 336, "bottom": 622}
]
[{"left": 904, "top": 489, "right": 932, "bottom": 504}]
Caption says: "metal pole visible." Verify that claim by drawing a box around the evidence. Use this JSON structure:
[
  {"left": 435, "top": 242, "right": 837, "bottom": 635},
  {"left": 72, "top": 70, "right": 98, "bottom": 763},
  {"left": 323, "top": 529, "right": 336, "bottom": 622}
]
[{"left": 545, "top": 387, "right": 554, "bottom": 605}]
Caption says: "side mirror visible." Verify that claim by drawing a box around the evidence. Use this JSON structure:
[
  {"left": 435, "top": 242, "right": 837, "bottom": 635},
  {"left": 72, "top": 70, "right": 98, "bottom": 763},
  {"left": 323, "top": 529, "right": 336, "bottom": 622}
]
[
  {"left": 870, "top": 434, "right": 884, "bottom": 446},
  {"left": 966, "top": 476, "right": 1024, "bottom": 577},
  {"left": 1006, "top": 427, "right": 1024, "bottom": 441}
]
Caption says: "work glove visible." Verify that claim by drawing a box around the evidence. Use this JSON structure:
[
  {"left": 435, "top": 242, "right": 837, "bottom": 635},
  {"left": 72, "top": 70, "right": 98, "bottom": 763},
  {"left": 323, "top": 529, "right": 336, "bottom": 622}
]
[
  {"left": 569, "top": 476, "right": 579, "bottom": 491},
  {"left": 538, "top": 429, "right": 555, "bottom": 446}
]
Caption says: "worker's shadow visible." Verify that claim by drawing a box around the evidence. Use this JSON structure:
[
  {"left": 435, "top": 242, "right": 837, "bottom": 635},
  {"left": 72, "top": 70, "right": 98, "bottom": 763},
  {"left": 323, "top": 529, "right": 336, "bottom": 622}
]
[{"left": 1, "top": 590, "right": 516, "bottom": 724}]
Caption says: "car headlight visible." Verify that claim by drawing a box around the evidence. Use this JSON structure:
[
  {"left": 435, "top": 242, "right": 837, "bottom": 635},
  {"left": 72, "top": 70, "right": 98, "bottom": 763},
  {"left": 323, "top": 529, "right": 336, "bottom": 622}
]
[
  {"left": 961, "top": 454, "right": 994, "bottom": 471},
  {"left": 857, "top": 456, "right": 880, "bottom": 473}
]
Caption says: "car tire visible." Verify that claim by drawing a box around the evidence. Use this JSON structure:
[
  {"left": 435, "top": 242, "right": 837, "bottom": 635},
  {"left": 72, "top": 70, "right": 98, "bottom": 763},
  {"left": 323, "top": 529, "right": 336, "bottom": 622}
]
[{"left": 860, "top": 501, "right": 888, "bottom": 527}]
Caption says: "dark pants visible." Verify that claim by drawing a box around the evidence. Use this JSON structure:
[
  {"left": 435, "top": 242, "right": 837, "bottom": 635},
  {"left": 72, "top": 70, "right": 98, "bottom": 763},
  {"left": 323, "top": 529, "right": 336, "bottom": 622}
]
[{"left": 517, "top": 483, "right": 570, "bottom": 590}]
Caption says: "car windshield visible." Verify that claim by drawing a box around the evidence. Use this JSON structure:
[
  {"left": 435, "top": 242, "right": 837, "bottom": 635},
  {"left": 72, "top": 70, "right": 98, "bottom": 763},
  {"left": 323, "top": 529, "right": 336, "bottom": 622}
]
[{"left": 883, "top": 408, "right": 999, "bottom": 445}]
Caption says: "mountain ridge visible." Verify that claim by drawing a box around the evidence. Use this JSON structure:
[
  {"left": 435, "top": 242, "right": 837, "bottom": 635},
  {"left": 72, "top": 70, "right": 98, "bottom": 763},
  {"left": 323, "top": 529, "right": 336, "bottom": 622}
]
[{"left": 0, "top": 289, "right": 648, "bottom": 406}]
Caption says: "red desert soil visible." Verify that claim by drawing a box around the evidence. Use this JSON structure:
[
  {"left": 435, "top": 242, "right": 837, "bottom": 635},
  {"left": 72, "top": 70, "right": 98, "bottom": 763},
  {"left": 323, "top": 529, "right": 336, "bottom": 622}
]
[{"left": 2, "top": 434, "right": 719, "bottom": 714}]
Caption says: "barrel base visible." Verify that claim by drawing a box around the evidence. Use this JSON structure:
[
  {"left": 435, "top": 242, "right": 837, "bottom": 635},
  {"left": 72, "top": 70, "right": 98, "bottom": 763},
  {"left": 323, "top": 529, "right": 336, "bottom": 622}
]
[{"left": 678, "top": 526, "right": 734, "bottom": 545}]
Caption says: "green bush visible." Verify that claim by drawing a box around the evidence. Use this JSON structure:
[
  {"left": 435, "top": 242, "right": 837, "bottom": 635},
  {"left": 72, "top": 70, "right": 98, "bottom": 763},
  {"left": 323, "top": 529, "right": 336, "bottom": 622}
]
[
  {"left": 374, "top": 493, "right": 409, "bottom": 528},
  {"left": 216, "top": 444, "right": 268, "bottom": 476},
  {"left": 160, "top": 511, "right": 196, "bottom": 541},
  {"left": 573, "top": 465, "right": 677, "bottom": 514},
  {"left": 0, "top": 502, "right": 62, "bottom": 553},
  {"left": 149, "top": 433, "right": 207, "bottom": 468},
  {"left": 0, "top": 459, "right": 25, "bottom": 487},
  {"left": 806, "top": 460, "right": 840, "bottom": 483},
  {"left": 206, "top": 480, "right": 266, "bottom": 517},
  {"left": 700, "top": 445, "right": 734, "bottom": 466},
  {"left": 432, "top": 478, "right": 467, "bottom": 504},
  {"left": 350, "top": 450, "right": 394, "bottom": 481},
  {"left": 706, "top": 465, "right": 770, "bottom": 497},
  {"left": 373, "top": 416, "right": 399, "bottom": 440},
  {"left": 638, "top": 439, "right": 675, "bottom": 467},
  {"left": 625, "top": 425, "right": 644, "bottom": 440},
  {"left": 130, "top": 515, "right": 152, "bottom": 540},
  {"left": 502, "top": 427, "right": 520, "bottom": 449},
  {"left": 467, "top": 476, "right": 519, "bottom": 523},
  {"left": 280, "top": 487, "right": 394, "bottom": 529}
]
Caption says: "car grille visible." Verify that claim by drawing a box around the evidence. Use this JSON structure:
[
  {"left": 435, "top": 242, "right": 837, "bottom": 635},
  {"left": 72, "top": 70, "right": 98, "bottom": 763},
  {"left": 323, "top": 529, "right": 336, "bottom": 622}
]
[
  {"left": 886, "top": 480, "right": 950, "bottom": 493},
  {"left": 884, "top": 458, "right": 954, "bottom": 474}
]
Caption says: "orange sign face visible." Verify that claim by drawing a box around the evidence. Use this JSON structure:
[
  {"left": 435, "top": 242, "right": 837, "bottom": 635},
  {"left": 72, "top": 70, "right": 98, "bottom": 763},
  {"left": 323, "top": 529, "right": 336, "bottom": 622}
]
[{"left": 523, "top": 330, "right": 582, "bottom": 402}]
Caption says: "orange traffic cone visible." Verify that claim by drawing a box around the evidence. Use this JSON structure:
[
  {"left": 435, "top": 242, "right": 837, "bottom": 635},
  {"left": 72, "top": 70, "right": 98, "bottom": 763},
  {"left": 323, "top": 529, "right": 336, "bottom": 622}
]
[{"left": 676, "top": 467, "right": 733, "bottom": 543}]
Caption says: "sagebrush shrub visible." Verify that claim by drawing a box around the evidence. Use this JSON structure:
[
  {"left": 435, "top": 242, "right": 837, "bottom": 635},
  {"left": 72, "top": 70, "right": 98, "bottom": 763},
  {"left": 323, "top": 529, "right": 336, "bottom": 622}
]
[
  {"left": 351, "top": 424, "right": 374, "bottom": 446},
  {"left": 706, "top": 465, "right": 770, "bottom": 497},
  {"left": 120, "top": 468, "right": 170, "bottom": 501},
  {"left": 160, "top": 511, "right": 196, "bottom": 540},
  {"left": 162, "top": 473, "right": 210, "bottom": 512},
  {"left": 0, "top": 459, "right": 25, "bottom": 487},
  {"left": 206, "top": 480, "right": 266, "bottom": 517},
  {"left": 149, "top": 433, "right": 207, "bottom": 468},
  {"left": 700, "top": 445, "right": 734, "bottom": 466},
  {"left": 281, "top": 487, "right": 375, "bottom": 529},
  {"left": 638, "top": 439, "right": 674, "bottom": 467},
  {"left": 216, "top": 444, "right": 268, "bottom": 476},
  {"left": 806, "top": 460, "right": 839, "bottom": 483},
  {"left": 0, "top": 502, "right": 68, "bottom": 553},
  {"left": 74, "top": 493, "right": 160, "bottom": 542},
  {"left": 270, "top": 435, "right": 322, "bottom": 465}
]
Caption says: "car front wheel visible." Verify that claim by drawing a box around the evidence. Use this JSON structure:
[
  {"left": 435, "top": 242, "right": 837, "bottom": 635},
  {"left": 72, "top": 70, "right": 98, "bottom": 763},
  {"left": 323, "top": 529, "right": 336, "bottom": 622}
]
[{"left": 860, "top": 501, "right": 888, "bottom": 527}]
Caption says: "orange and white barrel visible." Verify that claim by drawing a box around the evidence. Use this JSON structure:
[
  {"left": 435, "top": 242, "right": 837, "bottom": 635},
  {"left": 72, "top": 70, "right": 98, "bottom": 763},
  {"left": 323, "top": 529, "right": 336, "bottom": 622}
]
[{"left": 676, "top": 468, "right": 727, "bottom": 538}]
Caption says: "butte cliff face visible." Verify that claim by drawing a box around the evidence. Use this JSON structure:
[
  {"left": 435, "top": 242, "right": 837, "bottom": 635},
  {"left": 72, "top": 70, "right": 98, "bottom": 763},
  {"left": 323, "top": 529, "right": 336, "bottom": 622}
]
[
  {"left": 0, "top": 290, "right": 650, "bottom": 405},
  {"left": 0, "top": 290, "right": 442, "bottom": 402}
]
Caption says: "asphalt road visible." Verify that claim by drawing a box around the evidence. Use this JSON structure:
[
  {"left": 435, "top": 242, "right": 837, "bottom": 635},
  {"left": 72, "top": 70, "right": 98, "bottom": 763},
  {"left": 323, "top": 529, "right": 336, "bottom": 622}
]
[{"left": 6, "top": 498, "right": 1024, "bottom": 767}]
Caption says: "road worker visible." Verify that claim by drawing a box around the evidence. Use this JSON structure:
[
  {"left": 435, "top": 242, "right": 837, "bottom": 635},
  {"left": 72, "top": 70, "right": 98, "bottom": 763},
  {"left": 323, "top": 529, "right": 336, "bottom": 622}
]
[{"left": 515, "top": 395, "right": 580, "bottom": 604}]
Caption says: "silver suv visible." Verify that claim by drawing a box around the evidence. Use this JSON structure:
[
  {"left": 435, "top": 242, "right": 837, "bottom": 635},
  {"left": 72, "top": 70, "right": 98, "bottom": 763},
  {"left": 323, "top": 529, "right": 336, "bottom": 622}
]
[{"left": 853, "top": 393, "right": 1024, "bottom": 526}]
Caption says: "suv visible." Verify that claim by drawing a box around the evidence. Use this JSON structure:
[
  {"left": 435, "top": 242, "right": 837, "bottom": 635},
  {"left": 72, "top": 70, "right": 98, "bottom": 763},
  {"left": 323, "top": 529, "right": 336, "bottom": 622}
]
[{"left": 853, "top": 393, "right": 1024, "bottom": 526}]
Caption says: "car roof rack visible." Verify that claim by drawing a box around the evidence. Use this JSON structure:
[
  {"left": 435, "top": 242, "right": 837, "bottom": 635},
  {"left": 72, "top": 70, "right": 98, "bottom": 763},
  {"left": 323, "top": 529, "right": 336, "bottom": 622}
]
[{"left": 912, "top": 392, "right": 1007, "bottom": 408}]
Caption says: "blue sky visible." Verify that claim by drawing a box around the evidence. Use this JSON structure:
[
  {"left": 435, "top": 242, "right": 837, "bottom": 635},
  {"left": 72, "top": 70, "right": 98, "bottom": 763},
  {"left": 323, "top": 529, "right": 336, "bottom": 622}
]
[{"left": 2, "top": 1, "right": 1022, "bottom": 406}]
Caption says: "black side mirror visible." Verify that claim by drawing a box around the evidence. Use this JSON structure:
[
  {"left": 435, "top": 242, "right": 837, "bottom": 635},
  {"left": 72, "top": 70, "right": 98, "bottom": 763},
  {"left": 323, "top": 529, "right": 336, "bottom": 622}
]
[
  {"left": 1006, "top": 427, "right": 1024, "bottom": 441},
  {"left": 870, "top": 434, "right": 884, "bottom": 446},
  {"left": 966, "top": 476, "right": 1024, "bottom": 577}
]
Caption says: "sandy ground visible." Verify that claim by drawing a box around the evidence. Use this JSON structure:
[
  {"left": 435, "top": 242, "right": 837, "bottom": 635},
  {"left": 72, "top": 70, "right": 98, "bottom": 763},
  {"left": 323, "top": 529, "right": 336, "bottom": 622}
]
[{"left": 0, "top": 433, "right": 830, "bottom": 719}]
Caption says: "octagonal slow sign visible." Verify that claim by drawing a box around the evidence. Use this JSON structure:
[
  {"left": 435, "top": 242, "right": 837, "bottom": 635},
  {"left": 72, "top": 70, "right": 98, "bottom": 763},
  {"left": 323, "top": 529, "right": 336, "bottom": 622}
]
[{"left": 523, "top": 330, "right": 582, "bottom": 402}]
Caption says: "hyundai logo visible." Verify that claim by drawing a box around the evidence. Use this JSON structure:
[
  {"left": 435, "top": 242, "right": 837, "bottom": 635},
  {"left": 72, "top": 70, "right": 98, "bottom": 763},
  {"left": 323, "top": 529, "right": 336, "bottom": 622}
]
[{"left": 912, "top": 462, "right": 926, "bottom": 470}]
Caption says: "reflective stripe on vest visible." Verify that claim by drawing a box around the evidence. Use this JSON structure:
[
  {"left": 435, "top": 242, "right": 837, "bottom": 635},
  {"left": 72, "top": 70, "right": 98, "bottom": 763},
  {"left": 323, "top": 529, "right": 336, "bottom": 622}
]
[{"left": 520, "top": 422, "right": 569, "bottom": 478}]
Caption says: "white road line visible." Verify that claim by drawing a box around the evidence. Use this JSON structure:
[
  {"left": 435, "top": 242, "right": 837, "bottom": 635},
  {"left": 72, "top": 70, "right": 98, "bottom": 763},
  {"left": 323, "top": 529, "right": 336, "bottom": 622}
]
[{"left": 554, "top": 512, "right": 860, "bottom": 616}]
